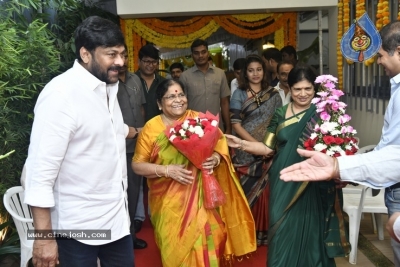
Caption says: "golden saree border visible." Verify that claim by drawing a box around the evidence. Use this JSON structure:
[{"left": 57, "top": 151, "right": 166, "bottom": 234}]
[
  {"left": 276, "top": 112, "right": 305, "bottom": 136},
  {"left": 263, "top": 132, "right": 276, "bottom": 149}
]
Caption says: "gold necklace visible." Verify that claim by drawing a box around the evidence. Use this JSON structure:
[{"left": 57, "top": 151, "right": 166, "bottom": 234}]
[
  {"left": 248, "top": 87, "right": 262, "bottom": 107},
  {"left": 290, "top": 102, "right": 310, "bottom": 121}
]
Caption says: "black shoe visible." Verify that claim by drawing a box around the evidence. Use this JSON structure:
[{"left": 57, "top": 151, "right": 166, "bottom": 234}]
[
  {"left": 133, "top": 238, "right": 147, "bottom": 249},
  {"left": 134, "top": 219, "right": 143, "bottom": 233}
]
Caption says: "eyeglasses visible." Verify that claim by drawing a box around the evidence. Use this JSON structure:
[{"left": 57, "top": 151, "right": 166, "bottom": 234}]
[
  {"left": 163, "top": 93, "right": 186, "bottom": 101},
  {"left": 141, "top": 59, "right": 158, "bottom": 66}
]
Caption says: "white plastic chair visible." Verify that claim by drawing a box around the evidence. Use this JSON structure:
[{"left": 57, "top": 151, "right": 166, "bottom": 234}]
[
  {"left": 342, "top": 187, "right": 387, "bottom": 264},
  {"left": 341, "top": 144, "right": 388, "bottom": 264},
  {"left": 3, "top": 186, "right": 34, "bottom": 267}
]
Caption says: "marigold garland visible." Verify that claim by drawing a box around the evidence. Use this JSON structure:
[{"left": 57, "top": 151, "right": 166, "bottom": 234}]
[
  {"left": 355, "top": 0, "right": 366, "bottom": 19},
  {"left": 224, "top": 14, "right": 277, "bottom": 28},
  {"left": 274, "top": 27, "right": 284, "bottom": 49},
  {"left": 130, "top": 19, "right": 220, "bottom": 48},
  {"left": 232, "top": 13, "right": 272, "bottom": 22},
  {"left": 139, "top": 17, "right": 211, "bottom": 36},
  {"left": 337, "top": 0, "right": 344, "bottom": 89},
  {"left": 213, "top": 13, "right": 295, "bottom": 40},
  {"left": 121, "top": 13, "right": 297, "bottom": 72}
]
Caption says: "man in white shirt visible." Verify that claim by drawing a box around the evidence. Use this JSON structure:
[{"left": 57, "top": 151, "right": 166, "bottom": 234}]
[
  {"left": 275, "top": 60, "right": 294, "bottom": 105},
  {"left": 24, "top": 16, "right": 136, "bottom": 267},
  {"left": 230, "top": 58, "right": 245, "bottom": 95}
]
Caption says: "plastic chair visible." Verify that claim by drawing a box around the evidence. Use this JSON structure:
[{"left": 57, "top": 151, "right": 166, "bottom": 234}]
[
  {"left": 3, "top": 186, "right": 34, "bottom": 267},
  {"left": 342, "top": 187, "right": 387, "bottom": 264}
]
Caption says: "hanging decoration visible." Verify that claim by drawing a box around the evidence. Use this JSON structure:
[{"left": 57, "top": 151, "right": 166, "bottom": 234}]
[
  {"left": 121, "top": 13, "right": 297, "bottom": 71},
  {"left": 341, "top": 13, "right": 381, "bottom": 64},
  {"left": 337, "top": 0, "right": 392, "bottom": 89}
]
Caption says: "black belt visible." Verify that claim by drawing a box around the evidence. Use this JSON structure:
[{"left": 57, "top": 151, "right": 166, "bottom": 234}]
[{"left": 388, "top": 182, "right": 400, "bottom": 191}]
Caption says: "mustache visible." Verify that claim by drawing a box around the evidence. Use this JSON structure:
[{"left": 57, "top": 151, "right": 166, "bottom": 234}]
[{"left": 109, "top": 66, "right": 122, "bottom": 72}]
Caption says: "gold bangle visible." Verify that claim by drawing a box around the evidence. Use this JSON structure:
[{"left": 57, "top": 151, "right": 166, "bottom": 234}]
[
  {"left": 155, "top": 165, "right": 162, "bottom": 177},
  {"left": 239, "top": 139, "right": 246, "bottom": 151},
  {"left": 212, "top": 154, "right": 221, "bottom": 167}
]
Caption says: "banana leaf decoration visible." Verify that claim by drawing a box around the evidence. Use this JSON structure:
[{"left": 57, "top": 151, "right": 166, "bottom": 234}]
[{"left": 341, "top": 13, "right": 381, "bottom": 62}]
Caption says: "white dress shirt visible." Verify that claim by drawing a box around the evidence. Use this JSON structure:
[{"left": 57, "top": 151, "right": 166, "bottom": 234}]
[
  {"left": 275, "top": 82, "right": 291, "bottom": 105},
  {"left": 24, "top": 61, "right": 130, "bottom": 245},
  {"left": 339, "top": 145, "right": 400, "bottom": 188},
  {"left": 231, "top": 78, "right": 239, "bottom": 95}
]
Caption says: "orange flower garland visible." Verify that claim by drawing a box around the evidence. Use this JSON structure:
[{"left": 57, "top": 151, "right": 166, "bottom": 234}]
[
  {"left": 337, "top": 0, "right": 344, "bottom": 89},
  {"left": 121, "top": 13, "right": 298, "bottom": 72},
  {"left": 355, "top": 0, "right": 366, "bottom": 20},
  {"left": 139, "top": 17, "right": 211, "bottom": 36}
]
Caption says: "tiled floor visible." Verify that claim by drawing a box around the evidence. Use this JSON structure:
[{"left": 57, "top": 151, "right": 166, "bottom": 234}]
[{"left": 335, "top": 214, "right": 393, "bottom": 267}]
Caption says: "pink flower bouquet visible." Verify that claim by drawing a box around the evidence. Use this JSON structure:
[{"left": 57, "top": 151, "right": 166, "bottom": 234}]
[
  {"left": 165, "top": 111, "right": 226, "bottom": 209},
  {"left": 303, "top": 75, "right": 359, "bottom": 156}
]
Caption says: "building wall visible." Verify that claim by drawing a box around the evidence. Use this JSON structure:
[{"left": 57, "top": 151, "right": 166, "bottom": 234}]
[
  {"left": 346, "top": 98, "right": 386, "bottom": 147},
  {"left": 116, "top": 0, "right": 338, "bottom": 18}
]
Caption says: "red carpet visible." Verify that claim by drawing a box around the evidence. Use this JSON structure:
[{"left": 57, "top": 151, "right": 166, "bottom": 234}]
[
  {"left": 135, "top": 217, "right": 267, "bottom": 266},
  {"left": 135, "top": 185, "right": 267, "bottom": 266}
]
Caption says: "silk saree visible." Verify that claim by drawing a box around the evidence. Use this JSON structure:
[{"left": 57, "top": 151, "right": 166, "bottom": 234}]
[
  {"left": 230, "top": 87, "right": 282, "bottom": 246},
  {"left": 133, "top": 109, "right": 256, "bottom": 267},
  {"left": 264, "top": 105, "right": 350, "bottom": 267}
]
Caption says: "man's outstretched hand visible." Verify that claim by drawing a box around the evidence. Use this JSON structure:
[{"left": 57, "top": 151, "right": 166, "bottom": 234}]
[{"left": 280, "top": 148, "right": 339, "bottom": 182}]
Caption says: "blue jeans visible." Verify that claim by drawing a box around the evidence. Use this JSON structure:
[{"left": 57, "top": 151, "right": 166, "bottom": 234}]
[
  {"left": 385, "top": 187, "right": 400, "bottom": 267},
  {"left": 57, "top": 234, "right": 134, "bottom": 267}
]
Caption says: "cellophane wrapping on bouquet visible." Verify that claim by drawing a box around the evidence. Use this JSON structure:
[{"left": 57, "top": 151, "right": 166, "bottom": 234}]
[{"left": 165, "top": 111, "right": 226, "bottom": 209}]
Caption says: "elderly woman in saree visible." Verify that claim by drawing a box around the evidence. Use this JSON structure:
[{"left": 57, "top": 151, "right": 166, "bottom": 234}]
[
  {"left": 226, "top": 65, "right": 350, "bottom": 266},
  {"left": 132, "top": 79, "right": 256, "bottom": 267},
  {"left": 229, "top": 54, "right": 282, "bottom": 246}
]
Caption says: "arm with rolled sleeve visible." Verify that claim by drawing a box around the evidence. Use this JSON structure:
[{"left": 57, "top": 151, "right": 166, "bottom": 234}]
[
  {"left": 24, "top": 86, "right": 75, "bottom": 267},
  {"left": 339, "top": 145, "right": 400, "bottom": 188},
  {"left": 25, "top": 86, "right": 75, "bottom": 207}
]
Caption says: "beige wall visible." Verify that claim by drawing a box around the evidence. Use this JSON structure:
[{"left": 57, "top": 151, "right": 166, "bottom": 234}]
[
  {"left": 117, "top": 0, "right": 338, "bottom": 18},
  {"left": 346, "top": 98, "right": 386, "bottom": 147}
]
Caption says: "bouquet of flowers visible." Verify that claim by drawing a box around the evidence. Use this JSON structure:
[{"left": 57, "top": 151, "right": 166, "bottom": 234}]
[
  {"left": 165, "top": 111, "right": 226, "bottom": 209},
  {"left": 303, "top": 75, "right": 359, "bottom": 156}
]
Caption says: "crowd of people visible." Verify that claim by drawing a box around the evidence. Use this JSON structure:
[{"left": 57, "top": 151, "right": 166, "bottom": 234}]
[{"left": 22, "top": 14, "right": 400, "bottom": 267}]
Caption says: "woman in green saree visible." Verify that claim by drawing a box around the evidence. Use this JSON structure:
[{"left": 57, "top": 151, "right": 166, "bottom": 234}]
[
  {"left": 226, "top": 65, "right": 350, "bottom": 266},
  {"left": 230, "top": 54, "right": 282, "bottom": 246},
  {"left": 132, "top": 79, "right": 256, "bottom": 267}
]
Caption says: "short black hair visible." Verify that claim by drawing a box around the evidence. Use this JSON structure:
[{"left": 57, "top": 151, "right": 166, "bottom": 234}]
[
  {"left": 139, "top": 44, "right": 160, "bottom": 60},
  {"left": 287, "top": 64, "right": 316, "bottom": 89},
  {"left": 169, "top": 62, "right": 184, "bottom": 72},
  {"left": 74, "top": 16, "right": 125, "bottom": 62},
  {"left": 280, "top": 45, "right": 297, "bottom": 58},
  {"left": 156, "top": 79, "right": 186, "bottom": 104},
  {"left": 262, "top": 48, "right": 282, "bottom": 63},
  {"left": 233, "top": 58, "right": 246, "bottom": 71},
  {"left": 380, "top": 21, "right": 400, "bottom": 56},
  {"left": 277, "top": 60, "right": 294, "bottom": 73},
  {"left": 191, "top": 39, "right": 208, "bottom": 52}
]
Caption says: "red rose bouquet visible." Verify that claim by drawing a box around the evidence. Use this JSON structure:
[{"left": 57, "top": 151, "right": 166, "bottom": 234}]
[
  {"left": 165, "top": 111, "right": 226, "bottom": 209},
  {"left": 303, "top": 75, "right": 359, "bottom": 156}
]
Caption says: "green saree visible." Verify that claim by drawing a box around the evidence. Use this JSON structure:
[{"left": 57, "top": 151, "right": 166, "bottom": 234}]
[{"left": 265, "top": 105, "right": 350, "bottom": 267}]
